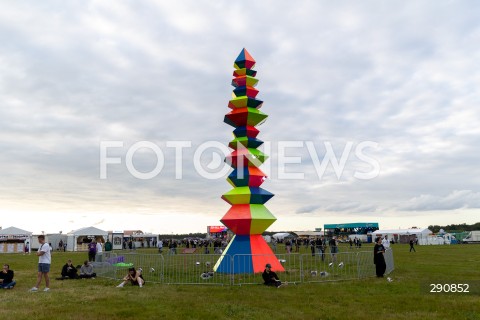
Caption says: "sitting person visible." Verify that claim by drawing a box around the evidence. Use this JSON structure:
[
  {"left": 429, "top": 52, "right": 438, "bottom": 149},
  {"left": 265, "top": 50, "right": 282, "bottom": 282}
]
[
  {"left": 58, "top": 259, "right": 78, "bottom": 279},
  {"left": 116, "top": 267, "right": 144, "bottom": 287},
  {"left": 0, "top": 264, "right": 16, "bottom": 289},
  {"left": 79, "top": 261, "right": 96, "bottom": 279},
  {"left": 262, "top": 263, "right": 282, "bottom": 288}
]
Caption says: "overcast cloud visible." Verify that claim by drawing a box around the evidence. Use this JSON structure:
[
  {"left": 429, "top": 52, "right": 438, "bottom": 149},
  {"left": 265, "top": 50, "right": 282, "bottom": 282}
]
[{"left": 1, "top": 1, "right": 479, "bottom": 234}]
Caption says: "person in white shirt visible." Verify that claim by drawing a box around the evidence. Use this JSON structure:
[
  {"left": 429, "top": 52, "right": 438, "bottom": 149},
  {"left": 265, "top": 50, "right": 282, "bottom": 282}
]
[
  {"left": 96, "top": 241, "right": 103, "bottom": 262},
  {"left": 157, "top": 240, "right": 163, "bottom": 253},
  {"left": 30, "top": 235, "right": 51, "bottom": 292},
  {"left": 382, "top": 236, "right": 390, "bottom": 249}
]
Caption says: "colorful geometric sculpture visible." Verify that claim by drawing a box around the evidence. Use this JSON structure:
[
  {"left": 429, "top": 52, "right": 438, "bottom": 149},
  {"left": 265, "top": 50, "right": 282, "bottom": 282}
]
[{"left": 214, "top": 49, "right": 284, "bottom": 274}]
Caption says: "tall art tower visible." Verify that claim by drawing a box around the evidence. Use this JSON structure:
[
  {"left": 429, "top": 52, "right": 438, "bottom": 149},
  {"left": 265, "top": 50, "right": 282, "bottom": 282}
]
[{"left": 214, "top": 49, "right": 284, "bottom": 273}]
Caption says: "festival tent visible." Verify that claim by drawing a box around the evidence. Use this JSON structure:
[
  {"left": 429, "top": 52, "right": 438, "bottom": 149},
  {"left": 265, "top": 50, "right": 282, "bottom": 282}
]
[
  {"left": 293, "top": 231, "right": 323, "bottom": 238},
  {"left": 371, "top": 228, "right": 432, "bottom": 244},
  {"left": 0, "top": 226, "right": 33, "bottom": 253},
  {"left": 271, "top": 232, "right": 294, "bottom": 241},
  {"left": 66, "top": 226, "right": 108, "bottom": 252}
]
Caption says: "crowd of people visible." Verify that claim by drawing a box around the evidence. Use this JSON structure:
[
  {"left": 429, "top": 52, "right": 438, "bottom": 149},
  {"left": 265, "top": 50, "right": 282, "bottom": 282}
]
[
  {"left": 0, "top": 235, "right": 143, "bottom": 291},
  {"left": 0, "top": 233, "right": 404, "bottom": 291}
]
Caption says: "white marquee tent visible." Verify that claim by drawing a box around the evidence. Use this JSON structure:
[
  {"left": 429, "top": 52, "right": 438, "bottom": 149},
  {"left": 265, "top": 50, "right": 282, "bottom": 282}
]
[
  {"left": 272, "top": 232, "right": 294, "bottom": 241},
  {"left": 0, "top": 226, "right": 33, "bottom": 253},
  {"left": 66, "top": 226, "right": 108, "bottom": 252},
  {"left": 371, "top": 228, "right": 432, "bottom": 244}
]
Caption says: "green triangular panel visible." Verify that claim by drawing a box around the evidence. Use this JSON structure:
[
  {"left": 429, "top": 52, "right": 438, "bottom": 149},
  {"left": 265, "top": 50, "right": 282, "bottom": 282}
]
[
  {"left": 229, "top": 96, "right": 263, "bottom": 109},
  {"left": 249, "top": 204, "right": 276, "bottom": 234},
  {"left": 233, "top": 68, "right": 257, "bottom": 77},
  {"left": 222, "top": 187, "right": 251, "bottom": 205},
  {"left": 250, "top": 204, "right": 275, "bottom": 220},
  {"left": 229, "top": 136, "right": 263, "bottom": 149},
  {"left": 248, "top": 148, "right": 268, "bottom": 164}
]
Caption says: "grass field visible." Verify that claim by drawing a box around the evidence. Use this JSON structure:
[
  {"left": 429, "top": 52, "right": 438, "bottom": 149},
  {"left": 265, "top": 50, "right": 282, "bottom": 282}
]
[{"left": 0, "top": 244, "right": 479, "bottom": 320}]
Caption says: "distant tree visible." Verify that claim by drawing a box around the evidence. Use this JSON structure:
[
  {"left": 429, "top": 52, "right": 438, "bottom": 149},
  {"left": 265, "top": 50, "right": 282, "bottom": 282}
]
[{"left": 428, "top": 222, "right": 480, "bottom": 233}]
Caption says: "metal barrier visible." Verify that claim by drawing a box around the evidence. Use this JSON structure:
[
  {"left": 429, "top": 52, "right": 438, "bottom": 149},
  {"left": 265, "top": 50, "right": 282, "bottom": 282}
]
[{"left": 94, "top": 250, "right": 394, "bottom": 285}]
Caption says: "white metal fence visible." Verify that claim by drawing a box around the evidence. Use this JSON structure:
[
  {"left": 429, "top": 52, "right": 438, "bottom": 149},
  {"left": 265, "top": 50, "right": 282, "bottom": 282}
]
[{"left": 94, "top": 249, "right": 394, "bottom": 286}]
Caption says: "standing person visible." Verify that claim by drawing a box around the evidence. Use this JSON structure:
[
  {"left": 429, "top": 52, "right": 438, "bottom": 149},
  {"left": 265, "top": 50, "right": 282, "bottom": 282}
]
[
  {"left": 157, "top": 239, "right": 163, "bottom": 253},
  {"left": 0, "top": 264, "right": 16, "bottom": 289},
  {"left": 310, "top": 238, "right": 315, "bottom": 256},
  {"left": 24, "top": 241, "right": 30, "bottom": 255},
  {"left": 285, "top": 239, "right": 292, "bottom": 254},
  {"left": 374, "top": 237, "right": 386, "bottom": 277},
  {"left": 30, "top": 235, "right": 51, "bottom": 292},
  {"left": 262, "top": 263, "right": 282, "bottom": 288},
  {"left": 409, "top": 239, "right": 416, "bottom": 252},
  {"left": 96, "top": 241, "right": 103, "bottom": 262},
  {"left": 319, "top": 236, "right": 326, "bottom": 261},
  {"left": 104, "top": 239, "right": 112, "bottom": 252},
  {"left": 315, "top": 237, "right": 322, "bottom": 256},
  {"left": 382, "top": 236, "right": 390, "bottom": 250},
  {"left": 329, "top": 236, "right": 338, "bottom": 262},
  {"left": 88, "top": 241, "right": 97, "bottom": 262}
]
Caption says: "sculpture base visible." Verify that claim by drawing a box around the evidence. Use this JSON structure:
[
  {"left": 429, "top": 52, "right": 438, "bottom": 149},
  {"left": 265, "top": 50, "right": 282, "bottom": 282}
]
[{"left": 214, "top": 234, "right": 285, "bottom": 273}]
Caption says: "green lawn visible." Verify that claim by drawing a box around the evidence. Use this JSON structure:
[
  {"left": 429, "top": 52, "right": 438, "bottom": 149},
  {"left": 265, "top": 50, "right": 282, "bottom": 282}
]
[{"left": 0, "top": 244, "right": 479, "bottom": 320}]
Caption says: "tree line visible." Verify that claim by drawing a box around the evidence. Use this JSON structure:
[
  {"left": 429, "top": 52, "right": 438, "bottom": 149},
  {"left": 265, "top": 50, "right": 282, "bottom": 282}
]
[{"left": 428, "top": 222, "right": 480, "bottom": 233}]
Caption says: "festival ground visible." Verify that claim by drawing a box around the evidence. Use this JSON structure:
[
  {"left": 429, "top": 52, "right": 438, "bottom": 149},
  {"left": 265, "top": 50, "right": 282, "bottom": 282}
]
[{"left": 0, "top": 244, "right": 478, "bottom": 320}]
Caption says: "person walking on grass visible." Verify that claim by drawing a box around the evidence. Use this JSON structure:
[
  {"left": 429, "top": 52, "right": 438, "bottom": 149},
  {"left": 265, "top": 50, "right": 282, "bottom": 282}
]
[
  {"left": 30, "top": 235, "right": 51, "bottom": 292},
  {"left": 409, "top": 239, "right": 416, "bottom": 252}
]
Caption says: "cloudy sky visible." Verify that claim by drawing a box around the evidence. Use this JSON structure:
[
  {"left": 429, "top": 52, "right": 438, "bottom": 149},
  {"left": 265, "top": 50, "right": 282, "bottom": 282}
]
[{"left": 1, "top": 1, "right": 479, "bottom": 234}]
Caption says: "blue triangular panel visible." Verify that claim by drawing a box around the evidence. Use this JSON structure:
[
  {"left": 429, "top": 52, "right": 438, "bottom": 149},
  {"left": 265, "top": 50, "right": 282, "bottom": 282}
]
[
  {"left": 235, "top": 49, "right": 246, "bottom": 64},
  {"left": 249, "top": 187, "right": 274, "bottom": 204},
  {"left": 215, "top": 235, "right": 254, "bottom": 274}
]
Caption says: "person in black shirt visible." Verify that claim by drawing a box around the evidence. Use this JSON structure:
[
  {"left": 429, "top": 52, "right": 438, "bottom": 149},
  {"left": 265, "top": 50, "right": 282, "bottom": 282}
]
[
  {"left": 262, "top": 263, "right": 282, "bottom": 288},
  {"left": 319, "top": 236, "right": 326, "bottom": 261},
  {"left": 409, "top": 239, "right": 416, "bottom": 252},
  {"left": 0, "top": 264, "right": 16, "bottom": 289},
  {"left": 373, "top": 237, "right": 386, "bottom": 277},
  {"left": 329, "top": 237, "right": 338, "bottom": 262},
  {"left": 59, "top": 259, "right": 78, "bottom": 279},
  {"left": 315, "top": 237, "right": 322, "bottom": 256}
]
